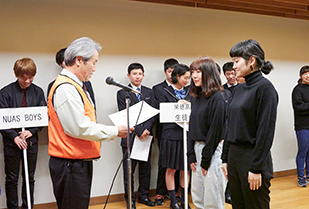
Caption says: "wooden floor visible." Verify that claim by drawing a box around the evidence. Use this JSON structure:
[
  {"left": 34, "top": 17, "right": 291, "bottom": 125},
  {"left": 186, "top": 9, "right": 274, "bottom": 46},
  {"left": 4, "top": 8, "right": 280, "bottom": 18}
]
[{"left": 89, "top": 175, "right": 309, "bottom": 209}]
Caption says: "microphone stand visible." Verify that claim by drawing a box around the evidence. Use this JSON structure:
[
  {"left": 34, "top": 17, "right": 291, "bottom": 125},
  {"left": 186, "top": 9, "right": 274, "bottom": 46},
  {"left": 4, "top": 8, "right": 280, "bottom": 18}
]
[{"left": 125, "top": 92, "right": 132, "bottom": 209}]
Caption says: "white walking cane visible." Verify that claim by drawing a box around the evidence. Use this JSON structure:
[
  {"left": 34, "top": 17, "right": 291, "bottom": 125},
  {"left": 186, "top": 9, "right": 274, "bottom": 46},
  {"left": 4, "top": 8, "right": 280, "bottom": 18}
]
[
  {"left": 183, "top": 122, "right": 188, "bottom": 209},
  {"left": 22, "top": 127, "right": 31, "bottom": 209}
]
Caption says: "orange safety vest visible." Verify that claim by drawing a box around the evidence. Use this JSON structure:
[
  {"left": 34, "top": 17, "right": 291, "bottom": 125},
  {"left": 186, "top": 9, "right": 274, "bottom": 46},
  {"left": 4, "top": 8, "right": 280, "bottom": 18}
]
[{"left": 47, "top": 75, "right": 100, "bottom": 159}]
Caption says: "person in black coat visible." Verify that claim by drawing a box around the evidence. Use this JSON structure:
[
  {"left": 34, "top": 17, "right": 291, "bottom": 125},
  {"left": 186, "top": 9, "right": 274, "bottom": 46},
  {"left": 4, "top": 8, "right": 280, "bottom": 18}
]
[
  {"left": 0, "top": 58, "right": 46, "bottom": 209},
  {"left": 157, "top": 64, "right": 191, "bottom": 209},
  {"left": 188, "top": 57, "right": 227, "bottom": 209},
  {"left": 292, "top": 65, "right": 309, "bottom": 187},
  {"left": 222, "top": 39, "right": 278, "bottom": 209},
  {"left": 117, "top": 63, "right": 156, "bottom": 209},
  {"left": 152, "top": 58, "right": 181, "bottom": 205}
]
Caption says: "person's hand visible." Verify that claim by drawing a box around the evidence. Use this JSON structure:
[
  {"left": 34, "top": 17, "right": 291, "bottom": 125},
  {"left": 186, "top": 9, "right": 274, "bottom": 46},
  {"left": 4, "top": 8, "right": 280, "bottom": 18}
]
[
  {"left": 222, "top": 163, "right": 228, "bottom": 181},
  {"left": 117, "top": 125, "right": 134, "bottom": 138},
  {"left": 14, "top": 136, "right": 27, "bottom": 150},
  {"left": 190, "top": 162, "right": 197, "bottom": 172},
  {"left": 248, "top": 171, "right": 262, "bottom": 190},
  {"left": 19, "top": 130, "right": 32, "bottom": 140},
  {"left": 138, "top": 129, "right": 150, "bottom": 140},
  {"left": 201, "top": 167, "right": 208, "bottom": 176},
  {"left": 178, "top": 100, "right": 190, "bottom": 104}
]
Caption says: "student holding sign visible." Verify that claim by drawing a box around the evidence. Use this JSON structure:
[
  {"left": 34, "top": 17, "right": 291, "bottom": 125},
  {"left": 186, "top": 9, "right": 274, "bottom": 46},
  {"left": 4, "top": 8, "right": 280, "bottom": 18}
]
[
  {"left": 188, "top": 57, "right": 227, "bottom": 209},
  {"left": 158, "top": 64, "right": 192, "bottom": 209},
  {"left": 0, "top": 58, "right": 46, "bottom": 209}
]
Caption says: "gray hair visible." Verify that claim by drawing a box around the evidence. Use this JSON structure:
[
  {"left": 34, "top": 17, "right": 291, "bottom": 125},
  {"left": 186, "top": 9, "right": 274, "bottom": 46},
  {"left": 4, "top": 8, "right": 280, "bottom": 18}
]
[{"left": 64, "top": 37, "right": 102, "bottom": 66}]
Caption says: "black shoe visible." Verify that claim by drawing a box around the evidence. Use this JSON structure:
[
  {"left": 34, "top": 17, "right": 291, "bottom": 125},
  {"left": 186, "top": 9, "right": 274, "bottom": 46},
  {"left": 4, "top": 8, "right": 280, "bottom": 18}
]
[
  {"left": 175, "top": 193, "right": 182, "bottom": 202},
  {"left": 170, "top": 203, "right": 181, "bottom": 209},
  {"left": 155, "top": 194, "right": 164, "bottom": 205},
  {"left": 225, "top": 194, "right": 232, "bottom": 204},
  {"left": 181, "top": 203, "right": 191, "bottom": 209},
  {"left": 138, "top": 198, "right": 155, "bottom": 207}
]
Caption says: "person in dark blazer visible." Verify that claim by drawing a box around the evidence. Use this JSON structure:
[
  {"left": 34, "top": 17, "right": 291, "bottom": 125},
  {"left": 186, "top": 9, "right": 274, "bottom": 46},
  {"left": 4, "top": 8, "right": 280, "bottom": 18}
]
[
  {"left": 47, "top": 48, "right": 96, "bottom": 108},
  {"left": 0, "top": 58, "right": 46, "bottom": 209},
  {"left": 152, "top": 58, "right": 181, "bottom": 205},
  {"left": 158, "top": 64, "right": 192, "bottom": 209},
  {"left": 117, "top": 63, "right": 156, "bottom": 209}
]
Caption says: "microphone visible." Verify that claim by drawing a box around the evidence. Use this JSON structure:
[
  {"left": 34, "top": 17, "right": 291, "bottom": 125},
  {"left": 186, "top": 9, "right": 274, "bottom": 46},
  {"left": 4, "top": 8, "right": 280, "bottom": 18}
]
[{"left": 105, "top": 77, "right": 141, "bottom": 95}]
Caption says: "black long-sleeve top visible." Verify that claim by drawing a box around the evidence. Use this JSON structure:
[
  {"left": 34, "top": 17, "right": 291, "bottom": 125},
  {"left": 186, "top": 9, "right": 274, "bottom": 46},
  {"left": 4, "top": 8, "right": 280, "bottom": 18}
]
[
  {"left": 292, "top": 83, "right": 309, "bottom": 131},
  {"left": 188, "top": 91, "right": 226, "bottom": 170},
  {"left": 0, "top": 80, "right": 46, "bottom": 146},
  {"left": 158, "top": 85, "right": 192, "bottom": 141},
  {"left": 222, "top": 71, "right": 278, "bottom": 174}
]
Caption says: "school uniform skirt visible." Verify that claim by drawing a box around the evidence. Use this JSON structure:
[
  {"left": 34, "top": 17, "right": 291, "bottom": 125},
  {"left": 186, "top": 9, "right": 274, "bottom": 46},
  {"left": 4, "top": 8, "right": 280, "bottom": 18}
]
[{"left": 158, "top": 138, "right": 189, "bottom": 170}]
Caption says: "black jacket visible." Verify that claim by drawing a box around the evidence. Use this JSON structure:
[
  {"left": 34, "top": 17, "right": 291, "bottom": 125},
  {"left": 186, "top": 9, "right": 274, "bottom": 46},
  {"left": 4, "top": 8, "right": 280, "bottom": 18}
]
[
  {"left": 158, "top": 85, "right": 192, "bottom": 141},
  {"left": 117, "top": 84, "right": 156, "bottom": 147},
  {"left": 0, "top": 80, "right": 46, "bottom": 147}
]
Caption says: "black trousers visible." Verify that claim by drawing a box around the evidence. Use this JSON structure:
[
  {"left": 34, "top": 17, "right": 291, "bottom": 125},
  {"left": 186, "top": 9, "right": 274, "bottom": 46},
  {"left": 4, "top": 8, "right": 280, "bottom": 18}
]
[
  {"left": 49, "top": 157, "right": 93, "bottom": 209},
  {"left": 122, "top": 145, "right": 152, "bottom": 204},
  {"left": 4, "top": 143, "right": 38, "bottom": 209},
  {"left": 228, "top": 143, "right": 272, "bottom": 209}
]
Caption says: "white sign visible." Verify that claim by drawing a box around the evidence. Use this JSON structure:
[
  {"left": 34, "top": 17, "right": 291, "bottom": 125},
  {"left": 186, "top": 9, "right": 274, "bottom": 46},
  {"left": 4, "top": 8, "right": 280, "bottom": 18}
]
[
  {"left": 0, "top": 106, "right": 48, "bottom": 129},
  {"left": 160, "top": 102, "right": 191, "bottom": 123}
]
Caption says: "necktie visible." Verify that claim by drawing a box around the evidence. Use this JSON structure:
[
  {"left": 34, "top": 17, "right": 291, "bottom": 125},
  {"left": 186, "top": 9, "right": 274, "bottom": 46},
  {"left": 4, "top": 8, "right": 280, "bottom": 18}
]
[
  {"left": 82, "top": 83, "right": 87, "bottom": 93},
  {"left": 21, "top": 89, "right": 27, "bottom": 107},
  {"left": 174, "top": 89, "right": 186, "bottom": 99},
  {"left": 136, "top": 88, "right": 141, "bottom": 101}
]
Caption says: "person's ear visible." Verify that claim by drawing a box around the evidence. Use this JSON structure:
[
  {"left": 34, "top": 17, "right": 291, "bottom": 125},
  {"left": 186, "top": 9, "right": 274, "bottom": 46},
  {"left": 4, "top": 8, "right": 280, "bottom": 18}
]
[{"left": 249, "top": 56, "right": 256, "bottom": 71}]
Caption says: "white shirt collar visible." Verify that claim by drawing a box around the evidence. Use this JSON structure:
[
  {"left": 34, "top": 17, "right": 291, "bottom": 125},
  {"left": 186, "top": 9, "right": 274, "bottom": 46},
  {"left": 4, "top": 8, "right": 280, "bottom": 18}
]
[
  {"left": 165, "top": 80, "right": 172, "bottom": 86},
  {"left": 171, "top": 85, "right": 184, "bottom": 91},
  {"left": 60, "top": 69, "right": 83, "bottom": 87},
  {"left": 130, "top": 83, "right": 141, "bottom": 91},
  {"left": 227, "top": 82, "right": 238, "bottom": 88}
]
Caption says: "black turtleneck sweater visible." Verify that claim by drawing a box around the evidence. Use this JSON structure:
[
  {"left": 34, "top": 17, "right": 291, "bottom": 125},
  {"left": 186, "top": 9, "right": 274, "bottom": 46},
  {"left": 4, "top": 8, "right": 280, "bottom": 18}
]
[
  {"left": 292, "top": 83, "right": 309, "bottom": 131},
  {"left": 223, "top": 71, "right": 278, "bottom": 174},
  {"left": 188, "top": 91, "right": 226, "bottom": 170}
]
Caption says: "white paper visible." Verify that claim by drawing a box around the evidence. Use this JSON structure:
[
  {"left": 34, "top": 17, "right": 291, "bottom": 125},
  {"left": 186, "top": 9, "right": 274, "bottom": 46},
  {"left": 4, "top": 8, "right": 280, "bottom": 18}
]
[
  {"left": 130, "top": 135, "right": 153, "bottom": 161},
  {"left": 108, "top": 101, "right": 159, "bottom": 126}
]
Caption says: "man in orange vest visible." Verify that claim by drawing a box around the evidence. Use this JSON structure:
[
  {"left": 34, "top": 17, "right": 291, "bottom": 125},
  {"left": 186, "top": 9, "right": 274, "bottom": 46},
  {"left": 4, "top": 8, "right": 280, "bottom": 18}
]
[{"left": 47, "top": 37, "right": 132, "bottom": 209}]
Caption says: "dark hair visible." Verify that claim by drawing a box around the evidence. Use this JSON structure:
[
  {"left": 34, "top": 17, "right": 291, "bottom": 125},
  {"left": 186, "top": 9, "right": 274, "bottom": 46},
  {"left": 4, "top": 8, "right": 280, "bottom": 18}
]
[
  {"left": 222, "top": 62, "right": 234, "bottom": 74},
  {"left": 171, "top": 64, "right": 190, "bottom": 84},
  {"left": 55, "top": 48, "right": 67, "bottom": 66},
  {"left": 216, "top": 63, "right": 221, "bottom": 74},
  {"left": 298, "top": 65, "right": 309, "bottom": 84},
  {"left": 164, "top": 58, "right": 179, "bottom": 71},
  {"left": 229, "top": 39, "right": 273, "bottom": 75},
  {"left": 190, "top": 56, "right": 222, "bottom": 98},
  {"left": 128, "top": 62, "right": 144, "bottom": 74}
]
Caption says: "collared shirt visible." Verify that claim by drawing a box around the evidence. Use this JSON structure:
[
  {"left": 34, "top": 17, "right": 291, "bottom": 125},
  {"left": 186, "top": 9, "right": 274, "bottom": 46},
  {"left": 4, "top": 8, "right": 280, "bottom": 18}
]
[
  {"left": 53, "top": 69, "right": 118, "bottom": 141},
  {"left": 130, "top": 83, "right": 141, "bottom": 98},
  {"left": 227, "top": 82, "right": 238, "bottom": 88},
  {"left": 165, "top": 80, "right": 172, "bottom": 86}
]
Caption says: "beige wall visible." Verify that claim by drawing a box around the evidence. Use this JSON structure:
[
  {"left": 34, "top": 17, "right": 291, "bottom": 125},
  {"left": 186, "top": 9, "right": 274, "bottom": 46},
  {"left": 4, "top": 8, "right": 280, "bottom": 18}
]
[
  {"left": 0, "top": 0, "right": 308, "bottom": 207},
  {"left": 1, "top": 0, "right": 309, "bottom": 61}
]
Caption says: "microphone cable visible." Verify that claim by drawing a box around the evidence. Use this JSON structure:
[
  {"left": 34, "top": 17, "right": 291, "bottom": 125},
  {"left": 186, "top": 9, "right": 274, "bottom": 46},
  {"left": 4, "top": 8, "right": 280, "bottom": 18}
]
[{"left": 103, "top": 96, "right": 144, "bottom": 209}]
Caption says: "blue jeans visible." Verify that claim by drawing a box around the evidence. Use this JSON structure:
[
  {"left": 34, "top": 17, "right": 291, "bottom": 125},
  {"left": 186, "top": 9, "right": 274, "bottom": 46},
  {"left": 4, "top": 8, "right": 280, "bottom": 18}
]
[{"left": 296, "top": 129, "right": 309, "bottom": 177}]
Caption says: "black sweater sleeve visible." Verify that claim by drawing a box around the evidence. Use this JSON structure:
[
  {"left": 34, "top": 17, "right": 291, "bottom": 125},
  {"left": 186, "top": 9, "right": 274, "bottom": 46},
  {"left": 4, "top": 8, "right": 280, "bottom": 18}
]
[
  {"left": 200, "top": 95, "right": 225, "bottom": 170},
  {"left": 249, "top": 83, "right": 278, "bottom": 174}
]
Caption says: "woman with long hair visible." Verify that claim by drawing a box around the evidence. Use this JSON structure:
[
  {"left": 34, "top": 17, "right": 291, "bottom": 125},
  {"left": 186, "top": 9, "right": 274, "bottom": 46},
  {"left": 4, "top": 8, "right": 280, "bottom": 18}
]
[
  {"left": 188, "top": 56, "right": 227, "bottom": 209},
  {"left": 222, "top": 39, "right": 278, "bottom": 209}
]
